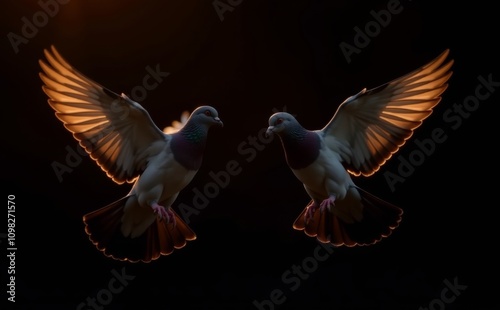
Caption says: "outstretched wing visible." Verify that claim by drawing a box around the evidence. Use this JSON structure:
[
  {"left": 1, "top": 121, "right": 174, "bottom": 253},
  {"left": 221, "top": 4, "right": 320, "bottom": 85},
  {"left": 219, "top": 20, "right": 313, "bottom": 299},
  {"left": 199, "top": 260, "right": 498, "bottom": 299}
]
[
  {"left": 39, "top": 45, "right": 167, "bottom": 184},
  {"left": 321, "top": 49, "right": 453, "bottom": 177}
]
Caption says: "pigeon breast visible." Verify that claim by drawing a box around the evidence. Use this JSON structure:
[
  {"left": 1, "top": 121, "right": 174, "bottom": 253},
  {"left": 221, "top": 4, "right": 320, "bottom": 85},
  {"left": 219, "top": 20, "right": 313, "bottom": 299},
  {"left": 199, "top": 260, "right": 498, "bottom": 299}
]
[
  {"left": 280, "top": 130, "right": 321, "bottom": 170},
  {"left": 170, "top": 130, "right": 207, "bottom": 171}
]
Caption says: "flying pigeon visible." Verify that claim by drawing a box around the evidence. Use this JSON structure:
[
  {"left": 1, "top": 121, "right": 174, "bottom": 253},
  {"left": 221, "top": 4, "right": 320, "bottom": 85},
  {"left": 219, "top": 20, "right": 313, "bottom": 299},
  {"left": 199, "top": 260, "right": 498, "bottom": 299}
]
[
  {"left": 266, "top": 49, "right": 453, "bottom": 246},
  {"left": 39, "top": 46, "right": 223, "bottom": 262}
]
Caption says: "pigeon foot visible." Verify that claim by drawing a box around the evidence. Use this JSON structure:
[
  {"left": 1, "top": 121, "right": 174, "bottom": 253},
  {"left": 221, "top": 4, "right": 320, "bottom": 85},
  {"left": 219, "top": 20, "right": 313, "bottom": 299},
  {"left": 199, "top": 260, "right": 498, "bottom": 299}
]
[
  {"left": 152, "top": 203, "right": 168, "bottom": 219},
  {"left": 152, "top": 203, "right": 177, "bottom": 226},
  {"left": 320, "top": 195, "right": 336, "bottom": 213}
]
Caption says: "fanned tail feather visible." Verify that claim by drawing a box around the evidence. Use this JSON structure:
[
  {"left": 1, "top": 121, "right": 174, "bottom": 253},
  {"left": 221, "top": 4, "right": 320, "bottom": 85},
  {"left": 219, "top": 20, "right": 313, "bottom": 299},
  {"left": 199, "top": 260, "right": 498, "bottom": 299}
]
[
  {"left": 83, "top": 196, "right": 196, "bottom": 263},
  {"left": 293, "top": 188, "right": 402, "bottom": 246}
]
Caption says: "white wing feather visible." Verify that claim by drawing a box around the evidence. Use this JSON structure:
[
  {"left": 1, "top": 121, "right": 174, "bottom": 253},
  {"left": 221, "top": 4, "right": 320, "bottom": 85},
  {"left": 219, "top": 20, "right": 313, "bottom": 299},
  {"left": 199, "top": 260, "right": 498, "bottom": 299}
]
[
  {"left": 40, "top": 45, "right": 168, "bottom": 184},
  {"left": 321, "top": 49, "right": 454, "bottom": 177}
]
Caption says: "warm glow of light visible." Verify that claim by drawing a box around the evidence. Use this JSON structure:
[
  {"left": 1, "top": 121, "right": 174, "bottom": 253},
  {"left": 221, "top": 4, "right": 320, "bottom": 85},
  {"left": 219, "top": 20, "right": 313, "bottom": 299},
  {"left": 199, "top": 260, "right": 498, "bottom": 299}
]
[{"left": 163, "top": 110, "right": 190, "bottom": 134}]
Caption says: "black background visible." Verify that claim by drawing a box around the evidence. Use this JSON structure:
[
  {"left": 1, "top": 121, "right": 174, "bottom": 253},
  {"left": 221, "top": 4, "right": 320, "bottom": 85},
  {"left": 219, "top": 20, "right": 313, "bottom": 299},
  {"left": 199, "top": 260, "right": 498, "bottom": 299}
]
[{"left": 2, "top": 0, "right": 499, "bottom": 309}]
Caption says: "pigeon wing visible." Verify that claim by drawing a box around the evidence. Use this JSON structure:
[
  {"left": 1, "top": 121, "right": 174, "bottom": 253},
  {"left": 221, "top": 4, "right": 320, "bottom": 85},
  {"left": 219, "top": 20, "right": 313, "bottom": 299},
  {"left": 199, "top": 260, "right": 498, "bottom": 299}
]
[
  {"left": 39, "top": 45, "right": 167, "bottom": 184},
  {"left": 320, "top": 49, "right": 454, "bottom": 177},
  {"left": 163, "top": 110, "right": 190, "bottom": 134}
]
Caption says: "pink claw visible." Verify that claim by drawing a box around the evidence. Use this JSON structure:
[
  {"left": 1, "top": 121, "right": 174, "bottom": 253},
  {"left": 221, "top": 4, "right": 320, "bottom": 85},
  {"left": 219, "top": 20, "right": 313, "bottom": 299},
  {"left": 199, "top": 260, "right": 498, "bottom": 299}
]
[
  {"left": 152, "top": 203, "right": 168, "bottom": 220},
  {"left": 319, "top": 196, "right": 336, "bottom": 213},
  {"left": 152, "top": 203, "right": 177, "bottom": 226}
]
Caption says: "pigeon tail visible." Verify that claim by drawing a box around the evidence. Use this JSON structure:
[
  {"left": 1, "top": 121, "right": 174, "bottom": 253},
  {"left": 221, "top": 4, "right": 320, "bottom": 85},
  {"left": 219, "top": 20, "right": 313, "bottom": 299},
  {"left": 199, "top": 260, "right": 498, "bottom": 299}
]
[
  {"left": 83, "top": 196, "right": 196, "bottom": 263},
  {"left": 293, "top": 187, "right": 403, "bottom": 246}
]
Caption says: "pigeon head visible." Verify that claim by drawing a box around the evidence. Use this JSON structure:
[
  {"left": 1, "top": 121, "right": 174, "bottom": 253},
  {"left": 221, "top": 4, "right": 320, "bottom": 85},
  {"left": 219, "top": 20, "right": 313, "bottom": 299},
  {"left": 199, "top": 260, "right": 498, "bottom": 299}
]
[
  {"left": 267, "top": 111, "right": 320, "bottom": 170},
  {"left": 170, "top": 106, "right": 222, "bottom": 171},
  {"left": 266, "top": 112, "right": 300, "bottom": 137},
  {"left": 188, "top": 105, "right": 223, "bottom": 129}
]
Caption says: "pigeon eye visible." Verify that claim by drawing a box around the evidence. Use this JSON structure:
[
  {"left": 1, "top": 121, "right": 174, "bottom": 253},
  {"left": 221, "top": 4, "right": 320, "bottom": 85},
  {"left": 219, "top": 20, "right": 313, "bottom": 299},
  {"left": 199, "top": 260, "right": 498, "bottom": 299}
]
[
  {"left": 275, "top": 118, "right": 284, "bottom": 125},
  {"left": 204, "top": 110, "right": 212, "bottom": 116}
]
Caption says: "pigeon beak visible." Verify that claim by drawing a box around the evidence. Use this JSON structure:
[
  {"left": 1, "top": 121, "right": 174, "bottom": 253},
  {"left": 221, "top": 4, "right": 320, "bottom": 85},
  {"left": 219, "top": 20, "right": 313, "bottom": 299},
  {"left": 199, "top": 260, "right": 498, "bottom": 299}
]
[
  {"left": 266, "top": 126, "right": 274, "bottom": 138},
  {"left": 214, "top": 117, "right": 223, "bottom": 127}
]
